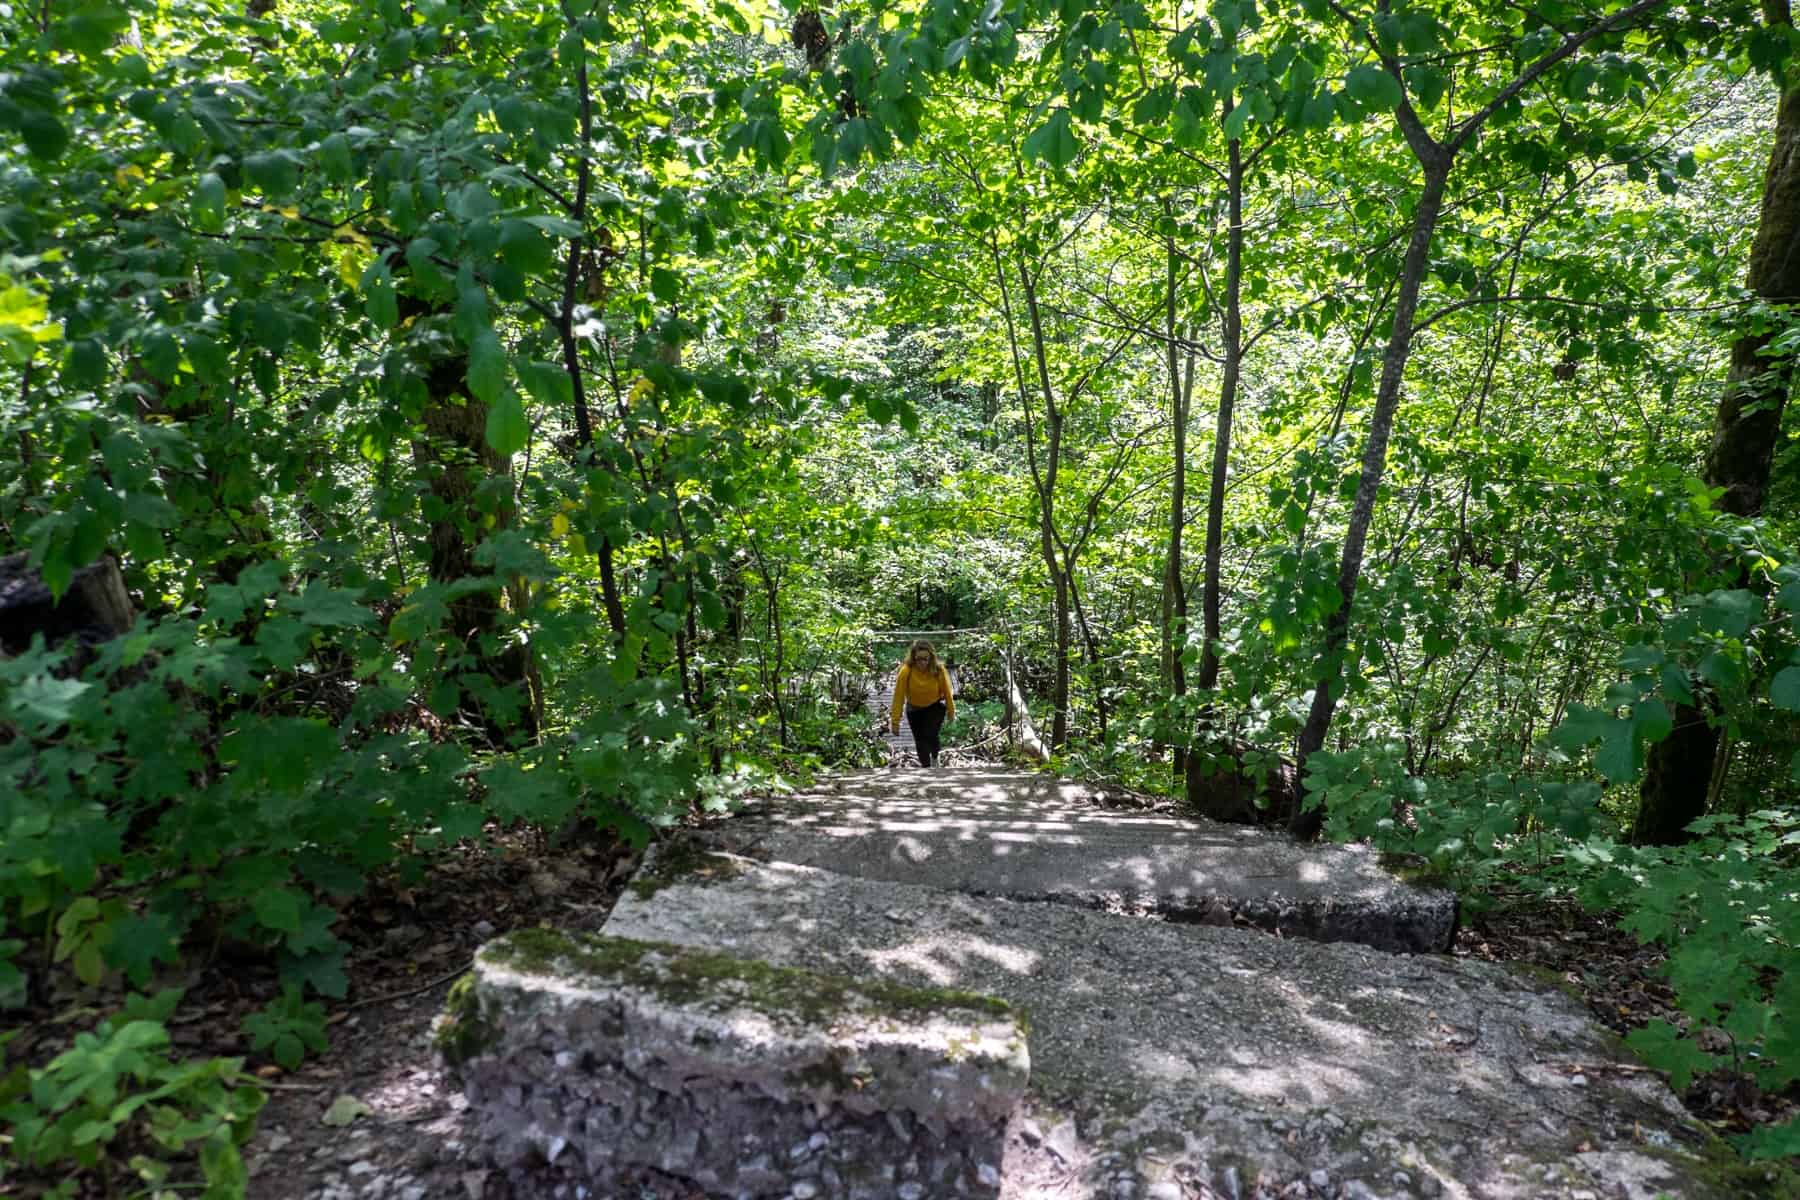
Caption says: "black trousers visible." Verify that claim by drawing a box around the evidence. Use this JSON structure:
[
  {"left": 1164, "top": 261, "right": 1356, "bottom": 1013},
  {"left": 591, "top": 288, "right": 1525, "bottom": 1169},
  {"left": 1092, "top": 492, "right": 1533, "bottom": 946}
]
[{"left": 905, "top": 700, "right": 947, "bottom": 766}]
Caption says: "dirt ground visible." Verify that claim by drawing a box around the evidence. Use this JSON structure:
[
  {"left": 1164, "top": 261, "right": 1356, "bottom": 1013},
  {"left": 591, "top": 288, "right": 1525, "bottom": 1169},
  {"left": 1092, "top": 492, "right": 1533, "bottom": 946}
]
[{"left": 241, "top": 836, "right": 679, "bottom": 1200}]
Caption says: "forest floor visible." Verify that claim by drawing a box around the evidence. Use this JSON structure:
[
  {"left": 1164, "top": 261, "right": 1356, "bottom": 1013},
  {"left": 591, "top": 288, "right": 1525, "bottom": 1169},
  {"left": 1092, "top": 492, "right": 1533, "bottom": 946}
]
[{"left": 8, "top": 766, "right": 1794, "bottom": 1199}]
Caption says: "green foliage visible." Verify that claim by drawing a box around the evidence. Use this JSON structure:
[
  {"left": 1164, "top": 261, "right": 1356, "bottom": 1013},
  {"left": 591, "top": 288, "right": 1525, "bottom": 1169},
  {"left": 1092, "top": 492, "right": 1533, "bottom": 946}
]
[
  {"left": 1575, "top": 810, "right": 1800, "bottom": 1095},
  {"left": 1, "top": 0, "right": 1798, "bottom": 1176},
  {"left": 242, "top": 987, "right": 329, "bottom": 1072},
  {"left": 1303, "top": 743, "right": 1603, "bottom": 882},
  {"left": 0, "top": 992, "right": 263, "bottom": 1197},
  {"left": 1312, "top": 743, "right": 1800, "bottom": 1104},
  {"left": 1740, "top": 1116, "right": 1800, "bottom": 1162}
]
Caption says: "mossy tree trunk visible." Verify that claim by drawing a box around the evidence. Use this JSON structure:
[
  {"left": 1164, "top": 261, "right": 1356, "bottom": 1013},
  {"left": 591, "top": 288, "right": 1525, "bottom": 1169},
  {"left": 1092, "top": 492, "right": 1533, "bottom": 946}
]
[
  {"left": 1635, "top": 2, "right": 1800, "bottom": 844},
  {"left": 406, "top": 313, "right": 537, "bottom": 744}
]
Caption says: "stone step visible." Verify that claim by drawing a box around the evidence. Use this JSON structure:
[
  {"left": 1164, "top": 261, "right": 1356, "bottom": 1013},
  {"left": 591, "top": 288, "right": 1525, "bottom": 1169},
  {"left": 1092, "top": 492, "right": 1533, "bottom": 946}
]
[
  {"left": 444, "top": 928, "right": 1029, "bottom": 1199},
  {"left": 699, "top": 767, "right": 1455, "bottom": 954},
  {"left": 602, "top": 847, "right": 1726, "bottom": 1200}
]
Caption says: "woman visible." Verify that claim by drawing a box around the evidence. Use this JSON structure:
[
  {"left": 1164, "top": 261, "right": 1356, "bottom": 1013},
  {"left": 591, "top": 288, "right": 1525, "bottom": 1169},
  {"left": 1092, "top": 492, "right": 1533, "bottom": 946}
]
[{"left": 889, "top": 639, "right": 955, "bottom": 768}]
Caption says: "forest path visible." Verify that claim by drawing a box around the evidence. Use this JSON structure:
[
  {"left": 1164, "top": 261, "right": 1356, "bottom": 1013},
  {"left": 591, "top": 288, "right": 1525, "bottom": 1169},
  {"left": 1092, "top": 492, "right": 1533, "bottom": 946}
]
[
  {"left": 596, "top": 765, "right": 1727, "bottom": 1200},
  {"left": 688, "top": 767, "right": 1452, "bottom": 953}
]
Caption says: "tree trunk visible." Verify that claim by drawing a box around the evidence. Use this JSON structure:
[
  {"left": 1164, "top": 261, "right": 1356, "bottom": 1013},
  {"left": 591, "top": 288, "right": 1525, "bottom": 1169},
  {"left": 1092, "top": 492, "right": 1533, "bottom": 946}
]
[
  {"left": 1291, "top": 158, "right": 1452, "bottom": 838},
  {"left": 1162, "top": 197, "right": 1190, "bottom": 783},
  {"left": 1021, "top": 285, "right": 1067, "bottom": 746},
  {"left": 1636, "top": 8, "right": 1800, "bottom": 843},
  {"left": 1070, "top": 569, "right": 1106, "bottom": 744},
  {"left": 559, "top": 38, "right": 628, "bottom": 646},
  {"left": 1017, "top": 255, "right": 1071, "bottom": 749},
  {"left": 749, "top": 536, "right": 791, "bottom": 750},
  {"left": 1286, "top": 0, "right": 1668, "bottom": 838},
  {"left": 409, "top": 350, "right": 535, "bottom": 741},
  {"left": 1186, "top": 131, "right": 1249, "bottom": 820},
  {"left": 0, "top": 552, "right": 134, "bottom": 655}
]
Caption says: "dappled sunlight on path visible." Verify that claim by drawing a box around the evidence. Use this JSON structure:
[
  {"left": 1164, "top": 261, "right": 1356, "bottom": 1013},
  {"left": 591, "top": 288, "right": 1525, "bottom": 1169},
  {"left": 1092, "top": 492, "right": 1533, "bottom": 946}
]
[
  {"left": 606, "top": 838, "right": 1708, "bottom": 1199},
  {"left": 703, "top": 765, "right": 1452, "bottom": 953}
]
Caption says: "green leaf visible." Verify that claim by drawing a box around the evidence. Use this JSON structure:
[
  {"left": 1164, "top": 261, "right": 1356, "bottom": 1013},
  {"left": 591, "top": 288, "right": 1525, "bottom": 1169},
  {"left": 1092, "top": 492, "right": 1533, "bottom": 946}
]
[
  {"left": 52, "top": 4, "right": 131, "bottom": 57},
  {"left": 1698, "top": 589, "right": 1755, "bottom": 638},
  {"left": 520, "top": 361, "right": 574, "bottom": 409},
  {"left": 244, "top": 987, "right": 328, "bottom": 1070},
  {"left": 1553, "top": 703, "right": 1611, "bottom": 749},
  {"left": 286, "top": 582, "right": 373, "bottom": 629},
  {"left": 1222, "top": 97, "right": 1251, "bottom": 142},
  {"left": 1593, "top": 718, "right": 1638, "bottom": 783},
  {"left": 252, "top": 889, "right": 303, "bottom": 937},
  {"left": 484, "top": 389, "right": 529, "bottom": 456},
  {"left": 255, "top": 616, "right": 313, "bottom": 669},
  {"left": 200, "top": 1130, "right": 248, "bottom": 1192},
  {"left": 243, "top": 151, "right": 302, "bottom": 200},
  {"left": 452, "top": 275, "right": 488, "bottom": 341},
  {"left": 1300, "top": 89, "right": 1336, "bottom": 129},
  {"left": 498, "top": 219, "right": 555, "bottom": 274},
  {"left": 493, "top": 96, "right": 533, "bottom": 136},
  {"left": 1631, "top": 698, "right": 1673, "bottom": 744},
  {"left": 1739, "top": 1115, "right": 1800, "bottom": 1161},
  {"left": 1697, "top": 650, "right": 1743, "bottom": 690},
  {"left": 10, "top": 673, "right": 90, "bottom": 727},
  {"left": 363, "top": 264, "right": 398, "bottom": 330},
  {"left": 123, "top": 491, "right": 178, "bottom": 529},
  {"left": 1771, "top": 666, "right": 1800, "bottom": 712},
  {"left": 15, "top": 106, "right": 71, "bottom": 160},
  {"left": 281, "top": 946, "right": 348, "bottom": 998},
  {"left": 523, "top": 214, "right": 584, "bottom": 239},
  {"left": 319, "top": 132, "right": 353, "bottom": 183},
  {"left": 1660, "top": 664, "right": 1694, "bottom": 706},
  {"left": 1404, "top": 65, "right": 1446, "bottom": 110},
  {"left": 1023, "top": 108, "right": 1081, "bottom": 168},
  {"left": 467, "top": 328, "right": 506, "bottom": 403},
  {"left": 1209, "top": 0, "right": 1242, "bottom": 38},
  {"left": 1132, "top": 84, "right": 1173, "bottom": 127},
  {"left": 1345, "top": 64, "right": 1402, "bottom": 110},
  {"left": 64, "top": 338, "right": 106, "bottom": 389},
  {"left": 103, "top": 914, "right": 181, "bottom": 987},
  {"left": 1625, "top": 1019, "right": 1715, "bottom": 1091},
  {"left": 650, "top": 266, "right": 680, "bottom": 304},
  {"left": 1776, "top": 578, "right": 1800, "bottom": 621},
  {"left": 450, "top": 182, "right": 496, "bottom": 221},
  {"left": 1518, "top": 25, "right": 1559, "bottom": 60}
]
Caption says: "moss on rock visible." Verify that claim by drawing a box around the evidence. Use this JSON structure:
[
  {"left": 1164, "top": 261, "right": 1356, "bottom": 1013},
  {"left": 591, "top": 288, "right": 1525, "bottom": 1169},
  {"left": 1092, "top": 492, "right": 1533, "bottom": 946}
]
[
  {"left": 478, "top": 926, "right": 1016, "bottom": 1031},
  {"left": 1500, "top": 960, "right": 1587, "bottom": 1004},
  {"left": 1376, "top": 851, "right": 1452, "bottom": 889},
  {"left": 1640, "top": 1133, "right": 1800, "bottom": 1200},
  {"left": 434, "top": 971, "right": 493, "bottom": 1067},
  {"left": 628, "top": 838, "right": 746, "bottom": 902}
]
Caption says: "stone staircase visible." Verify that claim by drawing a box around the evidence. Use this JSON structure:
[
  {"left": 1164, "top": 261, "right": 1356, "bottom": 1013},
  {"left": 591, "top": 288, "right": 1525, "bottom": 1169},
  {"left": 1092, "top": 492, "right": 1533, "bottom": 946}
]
[{"left": 443, "top": 766, "right": 1727, "bottom": 1200}]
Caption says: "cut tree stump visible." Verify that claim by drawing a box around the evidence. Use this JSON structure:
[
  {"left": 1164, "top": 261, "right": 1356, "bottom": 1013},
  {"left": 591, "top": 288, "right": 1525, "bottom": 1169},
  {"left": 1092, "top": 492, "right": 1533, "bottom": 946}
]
[{"left": 0, "top": 552, "right": 135, "bottom": 656}]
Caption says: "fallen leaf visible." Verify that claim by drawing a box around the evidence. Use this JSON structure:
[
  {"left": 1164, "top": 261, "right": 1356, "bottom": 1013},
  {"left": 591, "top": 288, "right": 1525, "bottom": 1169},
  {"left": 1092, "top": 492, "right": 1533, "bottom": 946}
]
[{"left": 322, "top": 1094, "right": 371, "bottom": 1127}]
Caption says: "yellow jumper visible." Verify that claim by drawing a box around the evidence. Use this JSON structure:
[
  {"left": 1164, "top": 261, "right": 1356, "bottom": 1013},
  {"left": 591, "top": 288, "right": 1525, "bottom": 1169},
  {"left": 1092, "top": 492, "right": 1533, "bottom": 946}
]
[{"left": 890, "top": 662, "right": 955, "bottom": 729}]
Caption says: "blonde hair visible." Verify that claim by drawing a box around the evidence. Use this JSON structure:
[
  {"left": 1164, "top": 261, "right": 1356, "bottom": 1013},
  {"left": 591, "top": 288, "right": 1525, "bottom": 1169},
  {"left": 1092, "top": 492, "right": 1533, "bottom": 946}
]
[{"left": 906, "top": 639, "right": 939, "bottom": 674}]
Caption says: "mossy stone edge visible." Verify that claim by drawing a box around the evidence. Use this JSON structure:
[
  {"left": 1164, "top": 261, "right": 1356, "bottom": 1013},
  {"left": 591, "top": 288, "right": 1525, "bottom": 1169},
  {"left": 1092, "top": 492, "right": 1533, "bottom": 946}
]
[{"left": 480, "top": 925, "right": 1017, "bottom": 1026}]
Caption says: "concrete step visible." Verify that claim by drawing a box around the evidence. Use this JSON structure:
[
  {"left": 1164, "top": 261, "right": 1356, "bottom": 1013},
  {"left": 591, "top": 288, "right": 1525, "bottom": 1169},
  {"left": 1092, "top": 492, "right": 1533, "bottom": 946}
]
[
  {"left": 700, "top": 766, "right": 1455, "bottom": 954},
  {"left": 601, "top": 846, "right": 1725, "bottom": 1200},
  {"left": 446, "top": 928, "right": 1027, "bottom": 1198}
]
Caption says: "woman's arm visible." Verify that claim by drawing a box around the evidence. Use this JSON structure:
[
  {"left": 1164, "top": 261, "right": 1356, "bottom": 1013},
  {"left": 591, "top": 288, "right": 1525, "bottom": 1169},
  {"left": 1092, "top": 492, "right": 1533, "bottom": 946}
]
[
  {"left": 890, "top": 665, "right": 908, "bottom": 731},
  {"left": 942, "top": 665, "right": 955, "bottom": 721}
]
